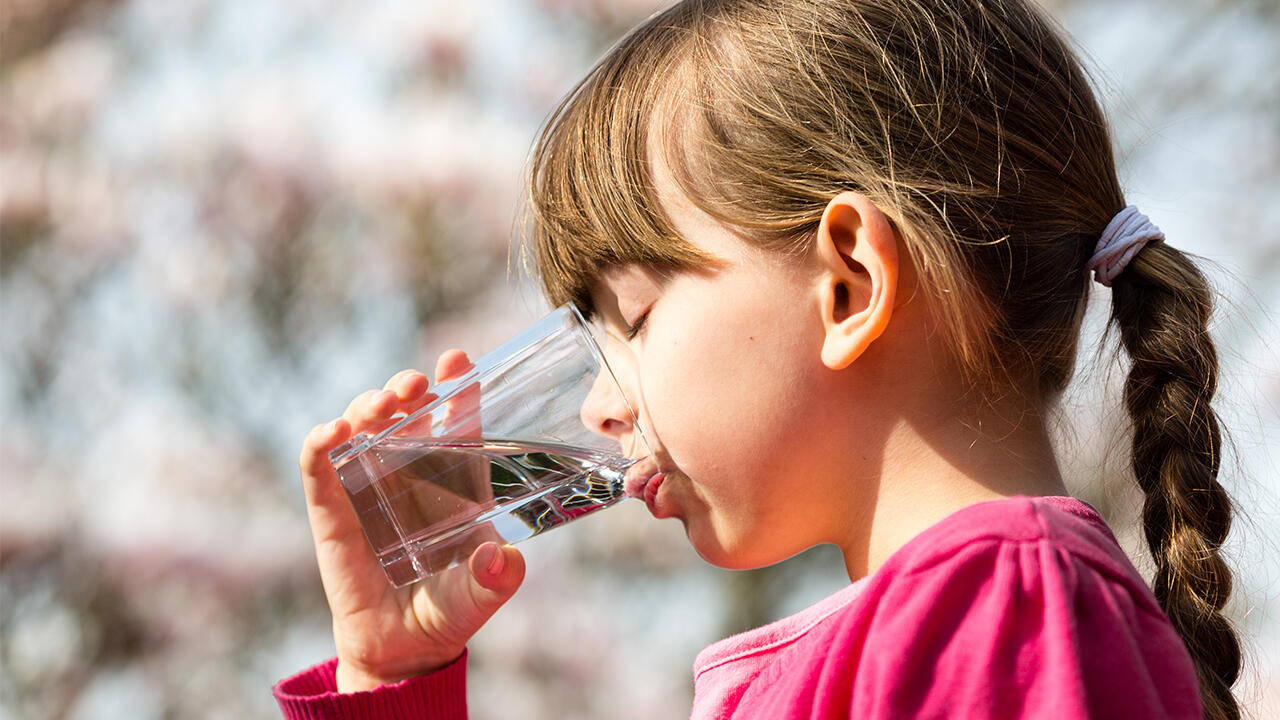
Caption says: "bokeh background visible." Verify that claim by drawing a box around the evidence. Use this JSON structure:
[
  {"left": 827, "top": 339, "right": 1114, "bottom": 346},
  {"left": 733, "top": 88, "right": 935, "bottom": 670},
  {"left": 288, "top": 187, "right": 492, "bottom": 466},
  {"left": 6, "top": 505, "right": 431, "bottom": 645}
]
[{"left": 2, "top": 0, "right": 1277, "bottom": 718}]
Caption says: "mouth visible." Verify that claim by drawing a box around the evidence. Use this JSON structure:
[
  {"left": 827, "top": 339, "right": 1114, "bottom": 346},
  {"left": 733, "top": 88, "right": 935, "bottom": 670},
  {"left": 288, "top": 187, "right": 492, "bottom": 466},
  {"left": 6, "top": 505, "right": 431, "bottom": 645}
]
[
  {"left": 623, "top": 456, "right": 660, "bottom": 499},
  {"left": 623, "top": 456, "right": 670, "bottom": 517},
  {"left": 642, "top": 472, "right": 667, "bottom": 516}
]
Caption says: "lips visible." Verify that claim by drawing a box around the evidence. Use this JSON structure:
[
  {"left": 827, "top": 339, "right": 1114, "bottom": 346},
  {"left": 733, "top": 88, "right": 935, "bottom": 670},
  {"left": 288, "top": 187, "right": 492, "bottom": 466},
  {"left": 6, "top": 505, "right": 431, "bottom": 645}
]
[
  {"left": 623, "top": 456, "right": 660, "bottom": 499},
  {"left": 623, "top": 457, "right": 669, "bottom": 517},
  {"left": 642, "top": 472, "right": 667, "bottom": 516}
]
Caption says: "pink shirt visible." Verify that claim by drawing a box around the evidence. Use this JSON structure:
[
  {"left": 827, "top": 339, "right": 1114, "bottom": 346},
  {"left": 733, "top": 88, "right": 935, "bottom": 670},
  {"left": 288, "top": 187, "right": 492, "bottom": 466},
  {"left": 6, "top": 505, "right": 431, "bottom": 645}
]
[{"left": 274, "top": 496, "right": 1203, "bottom": 719}]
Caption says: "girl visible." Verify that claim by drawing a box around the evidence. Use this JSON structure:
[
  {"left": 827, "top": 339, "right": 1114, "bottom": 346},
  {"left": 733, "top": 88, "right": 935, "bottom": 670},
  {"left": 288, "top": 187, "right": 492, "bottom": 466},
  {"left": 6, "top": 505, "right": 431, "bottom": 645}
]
[{"left": 275, "top": 0, "right": 1241, "bottom": 717}]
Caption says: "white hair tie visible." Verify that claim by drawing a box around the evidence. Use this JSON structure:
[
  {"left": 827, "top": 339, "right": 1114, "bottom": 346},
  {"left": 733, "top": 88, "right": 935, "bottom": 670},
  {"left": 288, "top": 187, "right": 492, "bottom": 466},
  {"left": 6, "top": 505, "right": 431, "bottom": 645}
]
[{"left": 1085, "top": 205, "right": 1164, "bottom": 287}]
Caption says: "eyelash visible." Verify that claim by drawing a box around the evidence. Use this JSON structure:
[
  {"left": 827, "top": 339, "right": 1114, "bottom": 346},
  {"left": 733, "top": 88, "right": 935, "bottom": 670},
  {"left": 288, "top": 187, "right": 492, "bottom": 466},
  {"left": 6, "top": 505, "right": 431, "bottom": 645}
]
[{"left": 624, "top": 311, "right": 649, "bottom": 341}]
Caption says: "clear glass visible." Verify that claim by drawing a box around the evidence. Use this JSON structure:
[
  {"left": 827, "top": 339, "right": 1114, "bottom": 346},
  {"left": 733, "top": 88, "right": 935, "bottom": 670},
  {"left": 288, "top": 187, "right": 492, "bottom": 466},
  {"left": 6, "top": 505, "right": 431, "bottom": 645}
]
[{"left": 329, "top": 305, "right": 652, "bottom": 587}]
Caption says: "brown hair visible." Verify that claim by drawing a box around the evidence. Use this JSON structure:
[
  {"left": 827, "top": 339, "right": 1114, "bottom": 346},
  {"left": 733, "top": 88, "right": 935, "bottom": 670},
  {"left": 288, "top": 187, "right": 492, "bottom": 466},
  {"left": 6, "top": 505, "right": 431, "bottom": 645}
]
[{"left": 522, "top": 1, "right": 1240, "bottom": 715}]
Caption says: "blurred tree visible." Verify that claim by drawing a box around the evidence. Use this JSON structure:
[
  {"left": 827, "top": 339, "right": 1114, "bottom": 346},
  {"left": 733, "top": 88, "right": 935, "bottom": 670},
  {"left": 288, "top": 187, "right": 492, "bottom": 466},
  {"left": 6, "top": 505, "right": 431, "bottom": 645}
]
[{"left": 1, "top": 1, "right": 1276, "bottom": 719}]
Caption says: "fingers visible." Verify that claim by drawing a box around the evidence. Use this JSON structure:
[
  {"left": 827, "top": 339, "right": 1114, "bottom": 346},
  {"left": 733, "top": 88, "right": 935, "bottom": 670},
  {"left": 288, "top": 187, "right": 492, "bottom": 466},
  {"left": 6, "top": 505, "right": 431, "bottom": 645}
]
[
  {"left": 436, "top": 350, "right": 481, "bottom": 438},
  {"left": 385, "top": 370, "right": 438, "bottom": 429},
  {"left": 298, "top": 418, "right": 378, "bottom": 571},
  {"left": 383, "top": 369, "right": 431, "bottom": 403},
  {"left": 466, "top": 542, "right": 526, "bottom": 611},
  {"left": 349, "top": 356, "right": 474, "bottom": 439},
  {"left": 342, "top": 370, "right": 435, "bottom": 436},
  {"left": 342, "top": 389, "right": 399, "bottom": 435},
  {"left": 308, "top": 367, "right": 430, "bottom": 541},
  {"left": 299, "top": 417, "right": 402, "bottom": 620},
  {"left": 300, "top": 418, "right": 353, "bottom": 507},
  {"left": 434, "top": 350, "right": 473, "bottom": 384}
]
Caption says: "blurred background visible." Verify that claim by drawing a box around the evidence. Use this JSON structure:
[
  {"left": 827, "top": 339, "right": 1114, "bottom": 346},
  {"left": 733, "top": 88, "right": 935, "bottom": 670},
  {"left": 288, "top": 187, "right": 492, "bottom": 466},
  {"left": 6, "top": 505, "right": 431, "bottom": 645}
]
[{"left": 1, "top": 0, "right": 1277, "bottom": 718}]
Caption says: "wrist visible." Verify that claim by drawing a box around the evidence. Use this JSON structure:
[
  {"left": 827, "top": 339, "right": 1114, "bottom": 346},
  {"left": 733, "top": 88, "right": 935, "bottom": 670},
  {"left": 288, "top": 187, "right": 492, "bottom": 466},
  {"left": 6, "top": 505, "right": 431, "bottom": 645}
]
[
  {"left": 335, "top": 659, "right": 394, "bottom": 693},
  {"left": 335, "top": 651, "right": 463, "bottom": 693}
]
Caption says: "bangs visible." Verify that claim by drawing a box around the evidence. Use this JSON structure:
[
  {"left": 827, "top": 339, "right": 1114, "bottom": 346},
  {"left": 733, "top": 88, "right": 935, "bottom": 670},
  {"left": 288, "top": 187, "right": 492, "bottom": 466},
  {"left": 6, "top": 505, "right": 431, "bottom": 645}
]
[{"left": 520, "top": 3, "right": 714, "bottom": 320}]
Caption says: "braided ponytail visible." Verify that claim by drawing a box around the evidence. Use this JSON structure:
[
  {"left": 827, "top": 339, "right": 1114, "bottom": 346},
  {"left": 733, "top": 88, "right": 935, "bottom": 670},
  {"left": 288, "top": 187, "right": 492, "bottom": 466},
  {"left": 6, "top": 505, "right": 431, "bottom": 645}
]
[{"left": 1110, "top": 241, "right": 1241, "bottom": 720}]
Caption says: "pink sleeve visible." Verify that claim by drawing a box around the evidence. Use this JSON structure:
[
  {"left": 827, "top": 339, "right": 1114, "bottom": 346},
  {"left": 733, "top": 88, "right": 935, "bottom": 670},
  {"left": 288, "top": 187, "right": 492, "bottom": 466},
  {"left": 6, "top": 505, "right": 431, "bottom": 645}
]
[
  {"left": 273, "top": 651, "right": 468, "bottom": 720},
  {"left": 844, "top": 538, "right": 1203, "bottom": 719}
]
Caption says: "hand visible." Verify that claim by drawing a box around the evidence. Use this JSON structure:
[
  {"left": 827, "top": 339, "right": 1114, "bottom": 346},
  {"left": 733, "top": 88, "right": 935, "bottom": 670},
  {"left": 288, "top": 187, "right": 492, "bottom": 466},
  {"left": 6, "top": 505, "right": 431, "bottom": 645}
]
[{"left": 299, "top": 350, "right": 526, "bottom": 692}]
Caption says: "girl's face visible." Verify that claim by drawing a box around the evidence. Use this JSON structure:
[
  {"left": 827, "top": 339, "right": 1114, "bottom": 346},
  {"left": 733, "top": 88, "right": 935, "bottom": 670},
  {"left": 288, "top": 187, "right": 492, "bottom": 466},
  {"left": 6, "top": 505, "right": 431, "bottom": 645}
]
[{"left": 581, "top": 175, "right": 862, "bottom": 570}]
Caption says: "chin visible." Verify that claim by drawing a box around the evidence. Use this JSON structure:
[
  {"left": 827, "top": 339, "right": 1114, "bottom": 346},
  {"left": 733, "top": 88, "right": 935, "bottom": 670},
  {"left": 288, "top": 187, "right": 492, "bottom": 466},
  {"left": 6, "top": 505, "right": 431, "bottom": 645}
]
[{"left": 684, "top": 522, "right": 793, "bottom": 571}]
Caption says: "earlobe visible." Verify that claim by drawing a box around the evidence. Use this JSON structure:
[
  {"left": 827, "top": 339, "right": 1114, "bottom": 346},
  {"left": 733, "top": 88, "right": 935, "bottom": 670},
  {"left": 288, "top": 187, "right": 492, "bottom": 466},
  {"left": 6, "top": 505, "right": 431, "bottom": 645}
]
[{"left": 816, "top": 192, "right": 899, "bottom": 370}]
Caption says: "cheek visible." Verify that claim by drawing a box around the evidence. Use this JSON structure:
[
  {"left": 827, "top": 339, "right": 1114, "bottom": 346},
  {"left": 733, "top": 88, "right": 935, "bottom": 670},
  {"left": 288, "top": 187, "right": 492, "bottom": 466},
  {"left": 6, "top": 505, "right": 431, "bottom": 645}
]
[{"left": 642, "top": 313, "right": 815, "bottom": 488}]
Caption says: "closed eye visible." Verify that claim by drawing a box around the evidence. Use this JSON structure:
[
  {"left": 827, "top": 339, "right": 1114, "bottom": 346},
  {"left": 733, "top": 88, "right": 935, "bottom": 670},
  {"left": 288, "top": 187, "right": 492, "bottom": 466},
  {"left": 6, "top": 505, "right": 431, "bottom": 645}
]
[{"left": 624, "top": 311, "right": 649, "bottom": 341}]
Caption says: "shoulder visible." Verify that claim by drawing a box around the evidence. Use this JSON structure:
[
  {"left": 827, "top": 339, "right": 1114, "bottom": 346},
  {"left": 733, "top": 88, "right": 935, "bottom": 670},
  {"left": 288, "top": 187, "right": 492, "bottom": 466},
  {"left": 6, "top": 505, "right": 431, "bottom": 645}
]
[
  {"left": 819, "top": 496, "right": 1202, "bottom": 719},
  {"left": 882, "top": 495, "right": 1144, "bottom": 589},
  {"left": 854, "top": 495, "right": 1175, "bottom": 657}
]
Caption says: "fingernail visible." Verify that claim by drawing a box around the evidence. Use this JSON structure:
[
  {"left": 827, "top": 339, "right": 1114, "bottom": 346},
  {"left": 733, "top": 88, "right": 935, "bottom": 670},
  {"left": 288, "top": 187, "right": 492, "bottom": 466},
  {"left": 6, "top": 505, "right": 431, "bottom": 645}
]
[{"left": 485, "top": 544, "right": 505, "bottom": 575}]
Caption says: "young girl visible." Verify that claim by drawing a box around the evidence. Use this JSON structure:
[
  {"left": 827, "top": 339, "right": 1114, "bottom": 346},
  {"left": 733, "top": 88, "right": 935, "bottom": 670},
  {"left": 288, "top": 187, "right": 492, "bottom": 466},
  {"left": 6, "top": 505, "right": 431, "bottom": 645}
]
[{"left": 275, "top": 0, "right": 1241, "bottom": 717}]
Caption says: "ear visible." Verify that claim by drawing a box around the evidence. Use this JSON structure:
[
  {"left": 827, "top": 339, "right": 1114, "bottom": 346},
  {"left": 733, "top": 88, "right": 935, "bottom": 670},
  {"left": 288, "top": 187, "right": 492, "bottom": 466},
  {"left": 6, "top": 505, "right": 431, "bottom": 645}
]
[{"left": 814, "top": 192, "right": 898, "bottom": 370}]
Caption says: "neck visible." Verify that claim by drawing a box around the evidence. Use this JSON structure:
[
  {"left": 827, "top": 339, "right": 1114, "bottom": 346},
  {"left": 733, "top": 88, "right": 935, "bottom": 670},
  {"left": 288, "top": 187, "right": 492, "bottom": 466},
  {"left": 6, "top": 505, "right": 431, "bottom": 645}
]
[{"left": 835, "top": 391, "right": 1068, "bottom": 581}]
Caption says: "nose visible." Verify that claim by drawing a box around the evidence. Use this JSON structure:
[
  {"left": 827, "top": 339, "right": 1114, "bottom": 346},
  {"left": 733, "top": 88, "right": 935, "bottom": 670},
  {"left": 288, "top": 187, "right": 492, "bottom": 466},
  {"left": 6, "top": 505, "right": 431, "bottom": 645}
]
[{"left": 580, "top": 371, "right": 636, "bottom": 452}]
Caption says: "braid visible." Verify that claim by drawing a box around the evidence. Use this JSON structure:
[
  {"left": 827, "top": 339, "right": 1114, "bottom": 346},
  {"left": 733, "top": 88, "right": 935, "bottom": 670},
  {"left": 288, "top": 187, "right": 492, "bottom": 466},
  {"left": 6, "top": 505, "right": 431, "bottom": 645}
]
[{"left": 1110, "top": 241, "right": 1241, "bottom": 720}]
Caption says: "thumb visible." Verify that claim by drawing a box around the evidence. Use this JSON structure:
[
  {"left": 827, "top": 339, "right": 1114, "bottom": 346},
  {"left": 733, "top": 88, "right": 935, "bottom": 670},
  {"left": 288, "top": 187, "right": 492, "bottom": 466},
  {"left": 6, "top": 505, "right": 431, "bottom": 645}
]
[{"left": 466, "top": 542, "right": 526, "bottom": 614}]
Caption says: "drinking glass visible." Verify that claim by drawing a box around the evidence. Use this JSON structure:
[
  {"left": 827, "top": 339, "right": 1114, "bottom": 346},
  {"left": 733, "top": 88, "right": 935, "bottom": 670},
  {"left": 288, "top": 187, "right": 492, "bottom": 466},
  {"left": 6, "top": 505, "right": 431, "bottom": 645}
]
[{"left": 329, "top": 305, "right": 653, "bottom": 587}]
